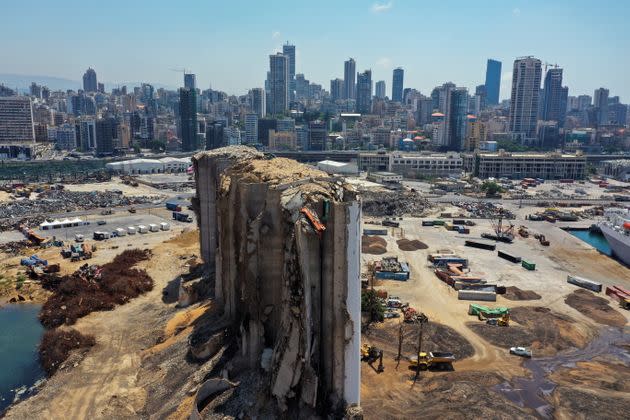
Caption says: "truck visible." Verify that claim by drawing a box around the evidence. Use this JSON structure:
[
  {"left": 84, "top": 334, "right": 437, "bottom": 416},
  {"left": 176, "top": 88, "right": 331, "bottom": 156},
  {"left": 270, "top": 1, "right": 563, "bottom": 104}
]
[
  {"left": 165, "top": 202, "right": 182, "bottom": 212},
  {"left": 408, "top": 352, "right": 456, "bottom": 371},
  {"left": 173, "top": 212, "right": 193, "bottom": 223}
]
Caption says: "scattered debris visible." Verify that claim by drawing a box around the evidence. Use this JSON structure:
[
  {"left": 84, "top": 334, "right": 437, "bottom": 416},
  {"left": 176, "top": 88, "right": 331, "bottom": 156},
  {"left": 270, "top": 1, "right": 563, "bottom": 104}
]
[
  {"left": 452, "top": 201, "right": 515, "bottom": 219},
  {"left": 361, "top": 190, "right": 430, "bottom": 217}
]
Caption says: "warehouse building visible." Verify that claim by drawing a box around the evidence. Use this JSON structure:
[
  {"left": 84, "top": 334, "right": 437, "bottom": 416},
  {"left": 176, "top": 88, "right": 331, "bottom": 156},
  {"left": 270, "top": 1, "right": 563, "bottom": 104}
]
[
  {"left": 465, "top": 150, "right": 586, "bottom": 179},
  {"left": 106, "top": 157, "right": 190, "bottom": 174}
]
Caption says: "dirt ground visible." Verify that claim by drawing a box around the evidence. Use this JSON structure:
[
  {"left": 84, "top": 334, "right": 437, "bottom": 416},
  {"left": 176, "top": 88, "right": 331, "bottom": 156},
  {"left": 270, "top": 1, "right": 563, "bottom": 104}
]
[
  {"left": 551, "top": 385, "right": 630, "bottom": 420},
  {"left": 564, "top": 289, "right": 627, "bottom": 327},
  {"left": 503, "top": 286, "right": 542, "bottom": 301},
  {"left": 467, "top": 306, "right": 592, "bottom": 357},
  {"left": 4, "top": 229, "right": 201, "bottom": 419}
]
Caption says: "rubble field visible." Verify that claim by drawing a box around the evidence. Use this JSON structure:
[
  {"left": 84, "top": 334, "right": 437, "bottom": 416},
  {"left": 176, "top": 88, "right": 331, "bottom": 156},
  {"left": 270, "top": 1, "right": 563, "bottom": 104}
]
[
  {"left": 0, "top": 190, "right": 159, "bottom": 231},
  {"left": 362, "top": 235, "right": 387, "bottom": 255},
  {"left": 396, "top": 238, "right": 428, "bottom": 251},
  {"left": 502, "top": 286, "right": 542, "bottom": 301},
  {"left": 39, "top": 249, "right": 153, "bottom": 328},
  {"left": 467, "top": 306, "right": 591, "bottom": 357},
  {"left": 39, "top": 328, "right": 96, "bottom": 376},
  {"left": 564, "top": 289, "right": 627, "bottom": 327},
  {"left": 361, "top": 190, "right": 430, "bottom": 217}
]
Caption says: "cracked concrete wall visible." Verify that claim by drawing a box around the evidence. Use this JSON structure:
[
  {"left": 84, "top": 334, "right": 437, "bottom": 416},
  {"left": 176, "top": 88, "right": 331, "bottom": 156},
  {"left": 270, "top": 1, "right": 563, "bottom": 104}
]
[{"left": 193, "top": 146, "right": 361, "bottom": 414}]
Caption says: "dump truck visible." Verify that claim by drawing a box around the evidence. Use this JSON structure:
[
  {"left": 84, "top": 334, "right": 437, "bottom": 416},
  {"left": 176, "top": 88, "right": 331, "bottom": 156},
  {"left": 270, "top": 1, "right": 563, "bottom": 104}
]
[
  {"left": 173, "top": 212, "right": 193, "bottom": 223},
  {"left": 409, "top": 352, "right": 456, "bottom": 371}
]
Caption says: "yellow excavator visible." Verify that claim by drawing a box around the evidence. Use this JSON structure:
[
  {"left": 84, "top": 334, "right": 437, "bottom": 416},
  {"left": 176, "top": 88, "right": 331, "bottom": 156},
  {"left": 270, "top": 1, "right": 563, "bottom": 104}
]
[
  {"left": 361, "top": 344, "right": 384, "bottom": 373},
  {"left": 485, "top": 313, "right": 510, "bottom": 326}
]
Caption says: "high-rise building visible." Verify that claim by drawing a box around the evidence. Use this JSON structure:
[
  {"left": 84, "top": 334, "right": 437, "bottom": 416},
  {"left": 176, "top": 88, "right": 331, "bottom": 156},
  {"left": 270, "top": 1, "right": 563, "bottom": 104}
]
[
  {"left": 258, "top": 118, "right": 277, "bottom": 147},
  {"left": 356, "top": 70, "right": 372, "bottom": 114},
  {"left": 509, "top": 57, "right": 542, "bottom": 139},
  {"left": 447, "top": 88, "right": 468, "bottom": 151},
  {"left": 308, "top": 120, "right": 327, "bottom": 151},
  {"left": 205, "top": 121, "right": 225, "bottom": 150},
  {"left": 82, "top": 68, "right": 97, "bottom": 92},
  {"left": 577, "top": 95, "right": 592, "bottom": 111},
  {"left": 97, "top": 83, "right": 105, "bottom": 93},
  {"left": 343, "top": 58, "right": 356, "bottom": 100},
  {"left": 609, "top": 103, "right": 627, "bottom": 126},
  {"left": 484, "top": 59, "right": 502, "bottom": 106},
  {"left": 244, "top": 113, "right": 258, "bottom": 144},
  {"left": 392, "top": 68, "right": 404, "bottom": 102},
  {"left": 30, "top": 83, "right": 42, "bottom": 98},
  {"left": 593, "top": 88, "right": 609, "bottom": 126},
  {"left": 178, "top": 88, "right": 198, "bottom": 151},
  {"left": 375, "top": 81, "right": 386, "bottom": 99},
  {"left": 542, "top": 67, "right": 567, "bottom": 127},
  {"left": 474, "top": 85, "right": 487, "bottom": 111},
  {"left": 76, "top": 117, "right": 96, "bottom": 151},
  {"left": 330, "top": 78, "right": 345, "bottom": 101},
  {"left": 250, "top": 88, "right": 266, "bottom": 118},
  {"left": 95, "top": 116, "right": 118, "bottom": 155},
  {"left": 268, "top": 53, "right": 289, "bottom": 115},
  {"left": 0, "top": 97, "right": 35, "bottom": 145},
  {"left": 184, "top": 73, "right": 196, "bottom": 90},
  {"left": 283, "top": 43, "right": 296, "bottom": 101}
]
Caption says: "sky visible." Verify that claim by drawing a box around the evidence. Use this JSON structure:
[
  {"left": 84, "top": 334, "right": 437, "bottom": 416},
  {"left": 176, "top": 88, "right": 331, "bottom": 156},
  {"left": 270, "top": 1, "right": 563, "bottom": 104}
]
[{"left": 2, "top": 0, "right": 629, "bottom": 101}]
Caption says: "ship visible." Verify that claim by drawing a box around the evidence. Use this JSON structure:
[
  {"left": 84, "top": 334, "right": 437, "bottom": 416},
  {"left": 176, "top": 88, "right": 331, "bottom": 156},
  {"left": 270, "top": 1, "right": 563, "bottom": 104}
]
[{"left": 598, "top": 208, "right": 630, "bottom": 266}]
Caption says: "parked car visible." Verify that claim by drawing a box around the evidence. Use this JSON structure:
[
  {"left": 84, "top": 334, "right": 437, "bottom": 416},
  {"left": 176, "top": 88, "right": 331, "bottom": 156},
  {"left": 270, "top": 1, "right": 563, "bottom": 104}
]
[
  {"left": 509, "top": 346, "right": 532, "bottom": 358},
  {"left": 97, "top": 220, "right": 107, "bottom": 226}
]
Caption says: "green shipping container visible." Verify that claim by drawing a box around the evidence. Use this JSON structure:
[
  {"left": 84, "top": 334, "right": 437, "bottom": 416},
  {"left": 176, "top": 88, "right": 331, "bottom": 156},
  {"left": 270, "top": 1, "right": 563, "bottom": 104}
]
[
  {"left": 522, "top": 260, "right": 536, "bottom": 270},
  {"left": 433, "top": 220, "right": 445, "bottom": 226}
]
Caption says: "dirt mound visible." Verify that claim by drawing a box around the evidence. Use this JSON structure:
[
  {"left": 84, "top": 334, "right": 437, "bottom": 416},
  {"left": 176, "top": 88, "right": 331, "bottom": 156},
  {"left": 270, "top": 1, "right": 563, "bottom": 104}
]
[
  {"left": 396, "top": 238, "right": 428, "bottom": 251},
  {"left": 362, "top": 235, "right": 387, "bottom": 255},
  {"left": 364, "top": 319, "right": 475, "bottom": 361},
  {"left": 503, "top": 286, "right": 541, "bottom": 301},
  {"left": 39, "top": 249, "right": 154, "bottom": 328},
  {"left": 564, "top": 289, "right": 626, "bottom": 327},
  {"left": 551, "top": 386, "right": 630, "bottom": 420},
  {"left": 361, "top": 370, "right": 536, "bottom": 419},
  {"left": 467, "top": 306, "right": 590, "bottom": 356},
  {"left": 39, "top": 328, "right": 95, "bottom": 376}
]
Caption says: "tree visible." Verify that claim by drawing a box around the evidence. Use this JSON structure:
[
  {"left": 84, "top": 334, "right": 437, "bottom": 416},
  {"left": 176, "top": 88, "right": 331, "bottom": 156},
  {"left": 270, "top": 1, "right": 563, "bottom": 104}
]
[
  {"left": 480, "top": 180, "right": 503, "bottom": 196},
  {"left": 361, "top": 289, "right": 385, "bottom": 323}
]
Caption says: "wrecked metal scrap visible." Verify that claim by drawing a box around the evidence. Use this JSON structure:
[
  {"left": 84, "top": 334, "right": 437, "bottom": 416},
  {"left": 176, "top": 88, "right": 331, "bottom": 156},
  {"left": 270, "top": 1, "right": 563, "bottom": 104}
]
[
  {"left": 0, "top": 190, "right": 160, "bottom": 231},
  {"left": 361, "top": 189, "right": 430, "bottom": 216}
]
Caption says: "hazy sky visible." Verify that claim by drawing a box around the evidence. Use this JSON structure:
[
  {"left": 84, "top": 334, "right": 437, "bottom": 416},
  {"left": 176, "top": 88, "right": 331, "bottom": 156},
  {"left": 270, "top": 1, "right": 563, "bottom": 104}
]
[{"left": 3, "top": 0, "right": 628, "bottom": 100}]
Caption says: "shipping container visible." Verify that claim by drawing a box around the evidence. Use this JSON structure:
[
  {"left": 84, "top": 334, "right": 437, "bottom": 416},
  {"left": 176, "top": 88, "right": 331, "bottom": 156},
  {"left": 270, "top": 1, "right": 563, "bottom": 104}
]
[
  {"left": 445, "top": 223, "right": 455, "bottom": 231},
  {"left": 465, "top": 240, "right": 496, "bottom": 251},
  {"left": 454, "top": 282, "right": 497, "bottom": 292},
  {"left": 160, "top": 222, "right": 170, "bottom": 231},
  {"left": 375, "top": 270, "right": 409, "bottom": 281},
  {"left": 521, "top": 260, "right": 536, "bottom": 270},
  {"left": 165, "top": 202, "right": 181, "bottom": 211},
  {"left": 115, "top": 228, "right": 127, "bottom": 237},
  {"left": 137, "top": 225, "right": 148, "bottom": 233},
  {"left": 452, "top": 219, "right": 466, "bottom": 225},
  {"left": 363, "top": 228, "right": 388, "bottom": 235},
  {"left": 458, "top": 290, "right": 497, "bottom": 302},
  {"left": 148, "top": 224, "right": 159, "bottom": 232},
  {"left": 382, "top": 220, "right": 400, "bottom": 227},
  {"left": 457, "top": 227, "right": 470, "bottom": 234},
  {"left": 422, "top": 220, "right": 435, "bottom": 226},
  {"left": 567, "top": 275, "right": 602, "bottom": 292},
  {"left": 432, "top": 220, "right": 446, "bottom": 226},
  {"left": 498, "top": 250, "right": 521, "bottom": 263},
  {"left": 432, "top": 257, "right": 469, "bottom": 268},
  {"left": 127, "top": 226, "right": 137, "bottom": 235}
]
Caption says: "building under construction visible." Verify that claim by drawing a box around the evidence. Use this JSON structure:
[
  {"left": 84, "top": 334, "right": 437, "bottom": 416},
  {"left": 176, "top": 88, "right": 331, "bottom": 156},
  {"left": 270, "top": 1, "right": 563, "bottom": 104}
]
[{"left": 192, "top": 146, "right": 361, "bottom": 415}]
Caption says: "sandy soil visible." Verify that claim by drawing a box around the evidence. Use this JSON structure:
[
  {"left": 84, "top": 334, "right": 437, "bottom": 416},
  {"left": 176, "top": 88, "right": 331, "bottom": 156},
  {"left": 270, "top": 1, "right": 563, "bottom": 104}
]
[
  {"left": 62, "top": 178, "right": 166, "bottom": 198},
  {"left": 564, "top": 289, "right": 627, "bottom": 327},
  {"left": 4, "top": 230, "right": 200, "bottom": 419}
]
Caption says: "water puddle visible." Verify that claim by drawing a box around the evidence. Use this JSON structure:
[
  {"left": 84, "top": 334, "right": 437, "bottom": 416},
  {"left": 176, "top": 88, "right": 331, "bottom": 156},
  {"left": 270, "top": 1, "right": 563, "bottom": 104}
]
[{"left": 493, "top": 327, "right": 630, "bottom": 418}]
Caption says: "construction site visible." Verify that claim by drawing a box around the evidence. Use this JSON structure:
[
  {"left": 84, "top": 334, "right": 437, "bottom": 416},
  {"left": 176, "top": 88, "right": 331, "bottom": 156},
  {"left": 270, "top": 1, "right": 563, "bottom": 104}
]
[{"left": 0, "top": 146, "right": 629, "bottom": 418}]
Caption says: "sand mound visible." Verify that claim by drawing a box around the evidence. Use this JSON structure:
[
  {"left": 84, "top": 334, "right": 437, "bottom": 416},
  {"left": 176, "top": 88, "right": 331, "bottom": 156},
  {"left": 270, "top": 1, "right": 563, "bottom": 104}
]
[
  {"left": 362, "top": 235, "right": 387, "bottom": 255},
  {"left": 503, "top": 286, "right": 542, "bottom": 301},
  {"left": 396, "top": 238, "right": 428, "bottom": 251},
  {"left": 564, "top": 289, "right": 626, "bottom": 327}
]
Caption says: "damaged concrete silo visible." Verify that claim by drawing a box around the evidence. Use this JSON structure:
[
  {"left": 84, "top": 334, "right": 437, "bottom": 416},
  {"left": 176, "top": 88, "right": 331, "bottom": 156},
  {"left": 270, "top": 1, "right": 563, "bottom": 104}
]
[{"left": 192, "top": 146, "right": 361, "bottom": 415}]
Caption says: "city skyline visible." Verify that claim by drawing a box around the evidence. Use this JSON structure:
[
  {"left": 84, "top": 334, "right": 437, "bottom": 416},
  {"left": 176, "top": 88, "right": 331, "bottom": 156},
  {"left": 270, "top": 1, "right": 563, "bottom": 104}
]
[{"left": 2, "top": 1, "right": 629, "bottom": 100}]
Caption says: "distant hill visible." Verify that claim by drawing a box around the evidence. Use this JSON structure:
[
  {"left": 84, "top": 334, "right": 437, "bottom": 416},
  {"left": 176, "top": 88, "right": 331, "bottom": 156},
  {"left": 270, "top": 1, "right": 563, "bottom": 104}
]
[{"left": 0, "top": 73, "right": 177, "bottom": 93}]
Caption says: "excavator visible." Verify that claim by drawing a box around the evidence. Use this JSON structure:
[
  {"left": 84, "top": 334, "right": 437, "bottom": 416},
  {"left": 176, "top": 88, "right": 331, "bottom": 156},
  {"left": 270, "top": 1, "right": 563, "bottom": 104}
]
[
  {"left": 486, "top": 313, "right": 510, "bottom": 327},
  {"left": 361, "top": 344, "right": 384, "bottom": 373}
]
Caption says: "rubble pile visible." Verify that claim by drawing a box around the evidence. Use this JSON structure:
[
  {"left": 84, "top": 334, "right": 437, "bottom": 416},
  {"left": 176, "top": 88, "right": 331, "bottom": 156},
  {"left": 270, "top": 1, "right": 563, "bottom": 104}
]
[
  {"left": 39, "top": 249, "right": 153, "bottom": 328},
  {"left": 452, "top": 201, "right": 515, "bottom": 219},
  {"left": 361, "top": 189, "right": 430, "bottom": 216},
  {"left": 39, "top": 328, "right": 96, "bottom": 376},
  {"left": 0, "top": 190, "right": 159, "bottom": 231},
  {"left": 0, "top": 240, "right": 31, "bottom": 255}
]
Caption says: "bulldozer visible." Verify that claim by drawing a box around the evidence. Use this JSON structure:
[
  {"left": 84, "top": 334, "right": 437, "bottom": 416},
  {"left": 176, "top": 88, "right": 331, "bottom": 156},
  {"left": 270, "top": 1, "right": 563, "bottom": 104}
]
[
  {"left": 486, "top": 313, "right": 510, "bottom": 326},
  {"left": 361, "top": 344, "right": 384, "bottom": 373},
  {"left": 518, "top": 226, "right": 529, "bottom": 238}
]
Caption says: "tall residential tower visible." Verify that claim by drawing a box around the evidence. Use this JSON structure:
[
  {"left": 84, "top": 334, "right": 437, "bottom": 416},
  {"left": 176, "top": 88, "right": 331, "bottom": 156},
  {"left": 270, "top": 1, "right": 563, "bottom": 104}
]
[{"left": 508, "top": 57, "right": 542, "bottom": 139}]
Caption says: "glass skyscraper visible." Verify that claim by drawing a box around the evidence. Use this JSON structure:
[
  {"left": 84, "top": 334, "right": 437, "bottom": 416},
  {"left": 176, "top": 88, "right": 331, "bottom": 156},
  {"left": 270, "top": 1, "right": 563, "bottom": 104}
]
[{"left": 484, "top": 59, "right": 501, "bottom": 106}]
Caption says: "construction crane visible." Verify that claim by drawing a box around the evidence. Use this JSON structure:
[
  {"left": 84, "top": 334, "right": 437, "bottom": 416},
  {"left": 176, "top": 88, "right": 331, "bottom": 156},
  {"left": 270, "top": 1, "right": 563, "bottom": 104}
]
[{"left": 543, "top": 62, "right": 560, "bottom": 73}]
